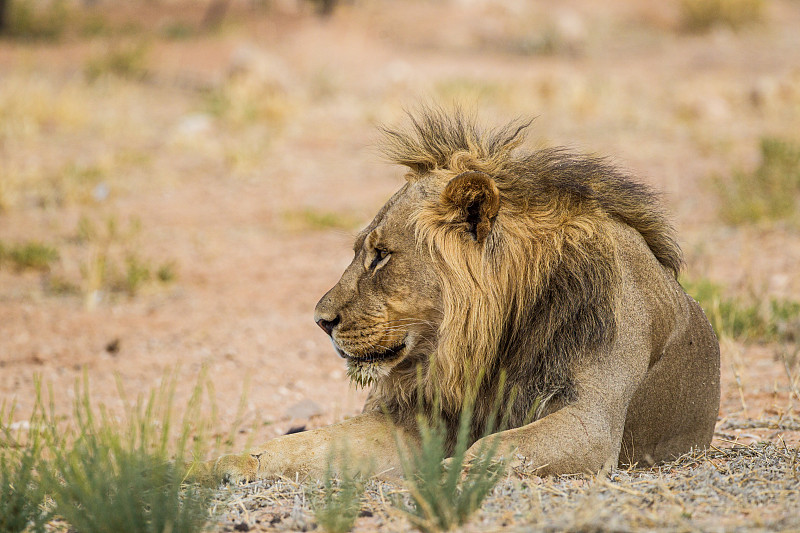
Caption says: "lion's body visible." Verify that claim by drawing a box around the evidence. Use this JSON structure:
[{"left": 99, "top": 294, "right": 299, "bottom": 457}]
[
  {"left": 615, "top": 222, "right": 720, "bottom": 465},
  {"left": 208, "top": 109, "right": 720, "bottom": 483}
]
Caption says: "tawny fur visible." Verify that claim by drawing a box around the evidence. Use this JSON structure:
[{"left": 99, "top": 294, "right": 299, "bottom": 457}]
[
  {"left": 371, "top": 108, "right": 683, "bottom": 442},
  {"left": 204, "top": 108, "right": 719, "bottom": 484}
]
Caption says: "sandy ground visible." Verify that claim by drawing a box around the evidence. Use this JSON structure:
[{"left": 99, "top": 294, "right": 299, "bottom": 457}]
[{"left": 1, "top": 0, "right": 799, "bottom": 530}]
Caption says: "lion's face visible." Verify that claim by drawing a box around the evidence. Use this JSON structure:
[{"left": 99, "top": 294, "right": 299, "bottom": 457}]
[{"left": 314, "top": 182, "right": 443, "bottom": 387}]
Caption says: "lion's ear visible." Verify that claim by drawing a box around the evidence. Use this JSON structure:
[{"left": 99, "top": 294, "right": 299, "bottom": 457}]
[{"left": 441, "top": 171, "right": 500, "bottom": 243}]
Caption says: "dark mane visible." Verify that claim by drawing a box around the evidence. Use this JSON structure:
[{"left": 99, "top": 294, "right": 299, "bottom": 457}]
[
  {"left": 371, "top": 108, "right": 683, "bottom": 444},
  {"left": 381, "top": 107, "right": 683, "bottom": 277}
]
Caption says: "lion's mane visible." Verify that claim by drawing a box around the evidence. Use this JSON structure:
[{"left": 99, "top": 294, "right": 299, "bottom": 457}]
[{"left": 368, "top": 108, "right": 683, "bottom": 439}]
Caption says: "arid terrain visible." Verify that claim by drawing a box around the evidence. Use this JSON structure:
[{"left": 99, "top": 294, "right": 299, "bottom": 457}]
[{"left": 1, "top": 0, "right": 799, "bottom": 531}]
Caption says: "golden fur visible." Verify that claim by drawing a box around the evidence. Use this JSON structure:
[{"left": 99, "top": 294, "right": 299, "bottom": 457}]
[
  {"left": 205, "top": 108, "right": 718, "bottom": 484},
  {"left": 370, "top": 108, "right": 682, "bottom": 438}
]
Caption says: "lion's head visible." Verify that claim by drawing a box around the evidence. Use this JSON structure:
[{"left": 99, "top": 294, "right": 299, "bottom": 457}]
[
  {"left": 313, "top": 179, "right": 443, "bottom": 388},
  {"left": 314, "top": 108, "right": 682, "bottom": 422}
]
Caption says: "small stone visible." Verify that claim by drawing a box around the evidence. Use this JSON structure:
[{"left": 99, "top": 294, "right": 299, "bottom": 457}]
[
  {"left": 92, "top": 183, "right": 110, "bottom": 202},
  {"left": 105, "top": 338, "right": 120, "bottom": 355},
  {"left": 173, "top": 113, "right": 213, "bottom": 138}
]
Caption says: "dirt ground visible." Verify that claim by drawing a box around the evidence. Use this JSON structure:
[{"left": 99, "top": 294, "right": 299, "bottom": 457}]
[{"left": 1, "top": 0, "right": 799, "bottom": 531}]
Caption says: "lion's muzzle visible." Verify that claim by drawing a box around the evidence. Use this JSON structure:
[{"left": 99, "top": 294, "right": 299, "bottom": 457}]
[{"left": 332, "top": 338, "right": 407, "bottom": 364}]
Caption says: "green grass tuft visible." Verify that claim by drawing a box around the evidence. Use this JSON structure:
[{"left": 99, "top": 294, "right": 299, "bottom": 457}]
[
  {"left": 121, "top": 253, "right": 152, "bottom": 296},
  {"left": 682, "top": 278, "right": 800, "bottom": 342},
  {"left": 0, "top": 404, "right": 49, "bottom": 533},
  {"left": 80, "top": 12, "right": 110, "bottom": 37},
  {"left": 157, "top": 262, "right": 178, "bottom": 283},
  {"left": 0, "top": 241, "right": 59, "bottom": 272},
  {"left": 717, "top": 137, "right": 800, "bottom": 224},
  {"left": 393, "top": 402, "right": 505, "bottom": 532},
  {"left": 41, "top": 374, "right": 213, "bottom": 533},
  {"left": 310, "top": 449, "right": 366, "bottom": 533}
]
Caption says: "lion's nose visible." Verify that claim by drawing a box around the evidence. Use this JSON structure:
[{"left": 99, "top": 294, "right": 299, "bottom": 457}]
[{"left": 316, "top": 316, "right": 340, "bottom": 336}]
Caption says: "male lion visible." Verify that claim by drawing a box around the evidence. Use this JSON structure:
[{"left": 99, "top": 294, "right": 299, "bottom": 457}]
[{"left": 211, "top": 109, "right": 720, "bottom": 483}]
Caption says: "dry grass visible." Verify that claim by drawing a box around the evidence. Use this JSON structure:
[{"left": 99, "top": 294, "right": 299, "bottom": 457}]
[
  {"left": 310, "top": 460, "right": 366, "bottom": 533},
  {"left": 679, "top": 0, "right": 765, "bottom": 32},
  {"left": 202, "top": 74, "right": 292, "bottom": 129},
  {"left": 84, "top": 41, "right": 151, "bottom": 82},
  {"left": 0, "top": 70, "right": 171, "bottom": 213},
  {"left": 73, "top": 215, "right": 178, "bottom": 306},
  {"left": 211, "top": 442, "right": 799, "bottom": 532},
  {"left": 281, "top": 209, "right": 362, "bottom": 232}
]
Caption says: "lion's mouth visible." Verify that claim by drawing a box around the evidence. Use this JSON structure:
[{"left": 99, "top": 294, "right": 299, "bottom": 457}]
[{"left": 332, "top": 340, "right": 407, "bottom": 364}]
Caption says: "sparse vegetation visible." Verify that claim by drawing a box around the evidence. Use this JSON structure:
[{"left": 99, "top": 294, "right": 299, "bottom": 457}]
[
  {"left": 683, "top": 278, "right": 800, "bottom": 342},
  {"left": 0, "top": 217, "right": 176, "bottom": 303},
  {"left": 509, "top": 26, "right": 581, "bottom": 57},
  {"left": 157, "top": 261, "right": 178, "bottom": 283},
  {"left": 0, "top": 241, "right": 59, "bottom": 272},
  {"left": 393, "top": 403, "right": 505, "bottom": 532},
  {"left": 76, "top": 216, "right": 177, "bottom": 305},
  {"left": 85, "top": 41, "right": 150, "bottom": 81},
  {"left": 0, "top": 0, "right": 69, "bottom": 41},
  {"left": 41, "top": 374, "right": 214, "bottom": 533},
  {"left": 42, "top": 162, "right": 108, "bottom": 208},
  {"left": 2, "top": 372, "right": 260, "bottom": 533},
  {"left": 119, "top": 253, "right": 152, "bottom": 296},
  {"left": 0, "top": 404, "right": 48, "bottom": 533},
  {"left": 202, "top": 77, "right": 291, "bottom": 128},
  {"left": 679, "top": 0, "right": 765, "bottom": 32},
  {"left": 435, "top": 78, "right": 504, "bottom": 103},
  {"left": 46, "top": 273, "right": 81, "bottom": 295},
  {"left": 716, "top": 137, "right": 800, "bottom": 224},
  {"left": 80, "top": 12, "right": 110, "bottom": 38},
  {"left": 282, "top": 208, "right": 361, "bottom": 231},
  {"left": 310, "top": 449, "right": 366, "bottom": 533}
]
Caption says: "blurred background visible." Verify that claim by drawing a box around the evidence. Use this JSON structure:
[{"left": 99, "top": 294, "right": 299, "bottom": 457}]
[{"left": 0, "top": 0, "right": 798, "bottom": 448}]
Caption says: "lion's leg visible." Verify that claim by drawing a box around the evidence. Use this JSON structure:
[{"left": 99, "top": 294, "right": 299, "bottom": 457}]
[
  {"left": 480, "top": 266, "right": 719, "bottom": 474},
  {"left": 470, "top": 407, "right": 620, "bottom": 476},
  {"left": 467, "top": 387, "right": 632, "bottom": 476},
  {"left": 620, "top": 295, "right": 720, "bottom": 466},
  {"left": 207, "top": 412, "right": 415, "bottom": 485},
  {"left": 466, "top": 325, "right": 651, "bottom": 476}
]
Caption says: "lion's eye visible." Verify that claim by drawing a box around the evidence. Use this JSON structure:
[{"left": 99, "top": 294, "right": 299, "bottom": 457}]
[{"left": 370, "top": 249, "right": 390, "bottom": 270}]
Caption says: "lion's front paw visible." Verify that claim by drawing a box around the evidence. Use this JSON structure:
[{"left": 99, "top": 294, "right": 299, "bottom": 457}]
[
  {"left": 441, "top": 449, "right": 478, "bottom": 473},
  {"left": 213, "top": 453, "right": 260, "bottom": 485}
]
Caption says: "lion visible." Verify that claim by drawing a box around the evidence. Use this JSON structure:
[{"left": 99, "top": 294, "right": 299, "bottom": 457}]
[{"left": 208, "top": 108, "right": 720, "bottom": 483}]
